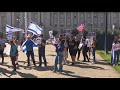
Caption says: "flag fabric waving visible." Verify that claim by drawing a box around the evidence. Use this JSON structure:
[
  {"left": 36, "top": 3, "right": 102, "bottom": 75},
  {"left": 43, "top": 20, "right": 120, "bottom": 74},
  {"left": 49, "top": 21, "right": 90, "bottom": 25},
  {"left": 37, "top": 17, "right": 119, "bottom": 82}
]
[
  {"left": 6, "top": 24, "right": 23, "bottom": 40},
  {"left": 28, "top": 21, "right": 43, "bottom": 35},
  {"left": 6, "top": 24, "right": 23, "bottom": 34},
  {"left": 77, "top": 24, "right": 85, "bottom": 32},
  {"left": 22, "top": 40, "right": 38, "bottom": 54}
]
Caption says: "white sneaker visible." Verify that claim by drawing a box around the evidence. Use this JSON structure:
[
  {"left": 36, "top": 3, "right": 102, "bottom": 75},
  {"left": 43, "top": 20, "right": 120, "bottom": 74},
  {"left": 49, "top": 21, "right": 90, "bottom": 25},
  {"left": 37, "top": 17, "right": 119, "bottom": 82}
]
[{"left": 113, "top": 64, "right": 115, "bottom": 66}]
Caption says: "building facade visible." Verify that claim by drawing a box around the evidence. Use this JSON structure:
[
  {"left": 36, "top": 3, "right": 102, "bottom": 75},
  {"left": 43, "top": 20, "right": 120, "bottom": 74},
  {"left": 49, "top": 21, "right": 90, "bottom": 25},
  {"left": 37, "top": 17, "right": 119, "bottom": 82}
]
[{"left": 0, "top": 12, "right": 120, "bottom": 39}]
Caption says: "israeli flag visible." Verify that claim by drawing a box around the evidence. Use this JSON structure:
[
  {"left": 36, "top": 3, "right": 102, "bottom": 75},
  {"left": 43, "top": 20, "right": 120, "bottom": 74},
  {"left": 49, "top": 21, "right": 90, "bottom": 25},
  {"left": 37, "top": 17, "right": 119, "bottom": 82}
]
[
  {"left": 6, "top": 24, "right": 23, "bottom": 33},
  {"left": 28, "top": 21, "right": 43, "bottom": 35},
  {"left": 22, "top": 45, "right": 38, "bottom": 54},
  {"left": 22, "top": 40, "right": 38, "bottom": 54}
]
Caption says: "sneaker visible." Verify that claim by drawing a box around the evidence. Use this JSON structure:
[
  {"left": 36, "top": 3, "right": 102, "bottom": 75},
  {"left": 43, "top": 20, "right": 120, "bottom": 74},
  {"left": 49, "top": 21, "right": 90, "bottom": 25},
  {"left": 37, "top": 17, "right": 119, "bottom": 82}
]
[
  {"left": 92, "top": 62, "right": 95, "bottom": 64},
  {"left": 71, "top": 63, "right": 74, "bottom": 66},
  {"left": 39, "top": 65, "right": 42, "bottom": 67},
  {"left": 113, "top": 64, "right": 116, "bottom": 66},
  {"left": 58, "top": 72, "right": 62, "bottom": 74},
  {"left": 17, "top": 64, "right": 20, "bottom": 69},
  {"left": 52, "top": 70, "right": 57, "bottom": 73}
]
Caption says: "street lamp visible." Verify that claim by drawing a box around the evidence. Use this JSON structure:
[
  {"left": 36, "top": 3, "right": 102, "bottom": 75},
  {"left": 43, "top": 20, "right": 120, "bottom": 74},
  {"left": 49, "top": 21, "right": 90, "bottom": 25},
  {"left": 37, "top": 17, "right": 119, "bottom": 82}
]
[
  {"left": 17, "top": 16, "right": 20, "bottom": 41},
  {"left": 91, "top": 23, "right": 93, "bottom": 31},
  {"left": 104, "top": 12, "right": 108, "bottom": 54},
  {"left": 112, "top": 24, "right": 115, "bottom": 37}
]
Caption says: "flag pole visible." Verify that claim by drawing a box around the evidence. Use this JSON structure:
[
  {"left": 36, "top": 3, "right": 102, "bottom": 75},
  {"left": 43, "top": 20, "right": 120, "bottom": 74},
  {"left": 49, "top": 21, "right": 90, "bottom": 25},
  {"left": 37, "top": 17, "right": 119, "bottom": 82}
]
[{"left": 25, "top": 12, "right": 27, "bottom": 40}]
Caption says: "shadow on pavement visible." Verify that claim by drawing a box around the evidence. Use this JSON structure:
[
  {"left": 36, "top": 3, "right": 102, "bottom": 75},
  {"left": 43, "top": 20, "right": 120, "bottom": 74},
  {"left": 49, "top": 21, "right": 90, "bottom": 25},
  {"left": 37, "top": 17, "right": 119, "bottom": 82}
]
[
  {"left": 61, "top": 70, "right": 90, "bottom": 78},
  {"left": 33, "top": 65, "right": 54, "bottom": 71},
  {"left": 73, "top": 64, "right": 106, "bottom": 70},
  {"left": 47, "top": 54, "right": 56, "bottom": 56},
  {"left": 0, "top": 67, "right": 17, "bottom": 78},
  {"left": 95, "top": 60, "right": 110, "bottom": 66},
  {"left": 16, "top": 71, "right": 38, "bottom": 78}
]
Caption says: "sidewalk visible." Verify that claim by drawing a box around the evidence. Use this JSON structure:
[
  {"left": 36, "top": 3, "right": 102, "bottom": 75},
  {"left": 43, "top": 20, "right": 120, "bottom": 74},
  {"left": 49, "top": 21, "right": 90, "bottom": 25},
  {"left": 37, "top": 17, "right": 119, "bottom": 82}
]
[{"left": 0, "top": 44, "right": 120, "bottom": 78}]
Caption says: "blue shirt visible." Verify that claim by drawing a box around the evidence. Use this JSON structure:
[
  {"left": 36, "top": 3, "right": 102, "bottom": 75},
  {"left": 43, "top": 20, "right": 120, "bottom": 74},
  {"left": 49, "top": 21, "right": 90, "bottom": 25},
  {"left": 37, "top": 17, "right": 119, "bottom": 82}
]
[
  {"left": 24, "top": 40, "right": 36, "bottom": 51},
  {"left": 54, "top": 43, "right": 65, "bottom": 53},
  {"left": 10, "top": 44, "right": 17, "bottom": 57}
]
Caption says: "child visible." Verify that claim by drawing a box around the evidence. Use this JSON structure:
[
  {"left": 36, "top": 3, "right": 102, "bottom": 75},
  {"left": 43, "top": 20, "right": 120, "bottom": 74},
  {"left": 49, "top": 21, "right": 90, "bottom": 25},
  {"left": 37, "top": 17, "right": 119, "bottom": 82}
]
[
  {"left": 53, "top": 39, "right": 65, "bottom": 73},
  {"left": 10, "top": 40, "right": 18, "bottom": 73}
]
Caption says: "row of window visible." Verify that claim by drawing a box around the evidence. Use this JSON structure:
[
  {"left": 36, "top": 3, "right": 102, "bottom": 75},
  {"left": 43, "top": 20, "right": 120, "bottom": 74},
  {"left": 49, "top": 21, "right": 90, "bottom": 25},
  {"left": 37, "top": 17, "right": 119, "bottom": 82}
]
[{"left": 50, "top": 12, "right": 120, "bottom": 30}]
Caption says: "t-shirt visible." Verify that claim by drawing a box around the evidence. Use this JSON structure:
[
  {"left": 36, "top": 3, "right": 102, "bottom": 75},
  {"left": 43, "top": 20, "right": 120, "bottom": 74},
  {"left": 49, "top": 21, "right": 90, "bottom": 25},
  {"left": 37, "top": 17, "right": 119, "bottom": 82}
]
[
  {"left": 86, "top": 38, "right": 91, "bottom": 47},
  {"left": 68, "top": 39, "right": 77, "bottom": 51},
  {"left": 24, "top": 40, "right": 36, "bottom": 51},
  {"left": 39, "top": 39, "right": 46, "bottom": 52}
]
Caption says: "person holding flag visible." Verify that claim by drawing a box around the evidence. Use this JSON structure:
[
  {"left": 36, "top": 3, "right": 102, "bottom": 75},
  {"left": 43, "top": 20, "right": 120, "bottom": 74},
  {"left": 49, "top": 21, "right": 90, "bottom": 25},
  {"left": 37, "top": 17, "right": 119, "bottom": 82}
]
[{"left": 22, "top": 35, "right": 37, "bottom": 67}]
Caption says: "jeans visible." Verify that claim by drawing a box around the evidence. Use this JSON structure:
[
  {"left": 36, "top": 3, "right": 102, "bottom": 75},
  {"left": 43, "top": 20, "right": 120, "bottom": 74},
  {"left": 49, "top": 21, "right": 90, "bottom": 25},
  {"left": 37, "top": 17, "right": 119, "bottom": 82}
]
[
  {"left": 113, "top": 50, "right": 119, "bottom": 65},
  {"left": 91, "top": 48, "right": 96, "bottom": 62},
  {"left": 26, "top": 50, "right": 36, "bottom": 66},
  {"left": 54, "top": 52, "right": 63, "bottom": 72}
]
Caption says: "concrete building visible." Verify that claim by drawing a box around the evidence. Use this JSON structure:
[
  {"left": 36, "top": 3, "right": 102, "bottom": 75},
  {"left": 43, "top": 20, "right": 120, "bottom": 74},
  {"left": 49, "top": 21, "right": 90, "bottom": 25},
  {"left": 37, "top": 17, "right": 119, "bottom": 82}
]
[{"left": 0, "top": 12, "right": 120, "bottom": 39}]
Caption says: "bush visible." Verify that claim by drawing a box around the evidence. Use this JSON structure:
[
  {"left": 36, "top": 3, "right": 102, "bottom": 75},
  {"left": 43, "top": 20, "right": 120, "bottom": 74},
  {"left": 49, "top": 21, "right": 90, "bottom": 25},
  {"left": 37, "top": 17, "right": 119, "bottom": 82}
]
[
  {"left": 96, "top": 31, "right": 114, "bottom": 50},
  {"left": 83, "top": 30, "right": 88, "bottom": 37},
  {"left": 71, "top": 29, "right": 79, "bottom": 36},
  {"left": 53, "top": 30, "right": 58, "bottom": 36}
]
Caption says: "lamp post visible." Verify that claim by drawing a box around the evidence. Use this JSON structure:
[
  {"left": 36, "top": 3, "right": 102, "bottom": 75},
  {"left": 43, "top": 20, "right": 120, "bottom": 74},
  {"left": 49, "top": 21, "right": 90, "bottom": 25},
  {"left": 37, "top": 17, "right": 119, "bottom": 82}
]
[
  {"left": 104, "top": 12, "right": 108, "bottom": 54},
  {"left": 17, "top": 16, "right": 20, "bottom": 41},
  {"left": 91, "top": 23, "right": 93, "bottom": 31},
  {"left": 24, "top": 12, "right": 27, "bottom": 40},
  {"left": 112, "top": 24, "right": 115, "bottom": 38}
]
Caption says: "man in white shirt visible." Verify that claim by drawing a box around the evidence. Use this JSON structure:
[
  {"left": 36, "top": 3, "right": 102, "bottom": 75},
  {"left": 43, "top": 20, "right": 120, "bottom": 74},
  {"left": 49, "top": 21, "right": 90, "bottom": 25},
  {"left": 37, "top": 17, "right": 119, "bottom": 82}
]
[{"left": 86, "top": 36, "right": 91, "bottom": 59}]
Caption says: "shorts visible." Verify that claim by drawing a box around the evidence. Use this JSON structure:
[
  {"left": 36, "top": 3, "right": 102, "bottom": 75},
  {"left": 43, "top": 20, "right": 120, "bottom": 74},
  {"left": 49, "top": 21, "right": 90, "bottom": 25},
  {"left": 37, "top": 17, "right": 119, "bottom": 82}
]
[{"left": 69, "top": 49, "right": 77, "bottom": 56}]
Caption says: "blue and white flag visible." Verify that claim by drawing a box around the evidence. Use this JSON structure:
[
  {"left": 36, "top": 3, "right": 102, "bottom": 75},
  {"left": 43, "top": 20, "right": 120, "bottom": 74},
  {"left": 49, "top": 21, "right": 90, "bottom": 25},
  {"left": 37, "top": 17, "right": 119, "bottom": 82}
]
[
  {"left": 22, "top": 40, "right": 38, "bottom": 54},
  {"left": 28, "top": 21, "right": 43, "bottom": 35},
  {"left": 22, "top": 44, "right": 38, "bottom": 54},
  {"left": 6, "top": 24, "right": 23, "bottom": 34}
]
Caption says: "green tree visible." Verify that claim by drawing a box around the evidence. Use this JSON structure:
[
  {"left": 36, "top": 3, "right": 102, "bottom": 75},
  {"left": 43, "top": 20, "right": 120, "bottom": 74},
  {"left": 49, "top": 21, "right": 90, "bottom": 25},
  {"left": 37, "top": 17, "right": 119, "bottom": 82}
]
[
  {"left": 53, "top": 30, "right": 58, "bottom": 36},
  {"left": 71, "top": 29, "right": 79, "bottom": 36},
  {"left": 83, "top": 30, "right": 88, "bottom": 37}
]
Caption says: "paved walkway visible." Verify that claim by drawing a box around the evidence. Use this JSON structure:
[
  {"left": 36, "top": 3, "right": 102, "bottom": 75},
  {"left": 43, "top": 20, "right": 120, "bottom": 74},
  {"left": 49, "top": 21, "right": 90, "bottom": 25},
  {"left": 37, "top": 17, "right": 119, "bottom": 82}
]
[{"left": 0, "top": 44, "right": 120, "bottom": 78}]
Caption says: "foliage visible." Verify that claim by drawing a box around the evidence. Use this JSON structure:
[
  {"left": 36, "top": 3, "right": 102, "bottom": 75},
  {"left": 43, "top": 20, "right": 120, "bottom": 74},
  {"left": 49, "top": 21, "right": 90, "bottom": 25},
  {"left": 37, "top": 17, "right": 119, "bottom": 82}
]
[
  {"left": 53, "top": 30, "right": 58, "bottom": 36},
  {"left": 71, "top": 29, "right": 79, "bottom": 36}
]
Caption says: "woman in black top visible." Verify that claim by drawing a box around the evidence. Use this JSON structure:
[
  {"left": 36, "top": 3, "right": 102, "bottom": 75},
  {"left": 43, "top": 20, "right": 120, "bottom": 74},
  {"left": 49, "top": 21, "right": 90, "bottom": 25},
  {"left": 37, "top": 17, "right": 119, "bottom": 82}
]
[{"left": 68, "top": 36, "right": 78, "bottom": 65}]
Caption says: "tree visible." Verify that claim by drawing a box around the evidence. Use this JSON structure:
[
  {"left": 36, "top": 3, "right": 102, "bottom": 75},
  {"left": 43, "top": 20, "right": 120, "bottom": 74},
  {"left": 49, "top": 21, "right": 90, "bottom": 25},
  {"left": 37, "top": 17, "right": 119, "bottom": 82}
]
[
  {"left": 71, "top": 29, "right": 79, "bottom": 36},
  {"left": 53, "top": 30, "right": 58, "bottom": 36},
  {"left": 83, "top": 30, "right": 88, "bottom": 37},
  {"left": 0, "top": 31, "right": 5, "bottom": 38}
]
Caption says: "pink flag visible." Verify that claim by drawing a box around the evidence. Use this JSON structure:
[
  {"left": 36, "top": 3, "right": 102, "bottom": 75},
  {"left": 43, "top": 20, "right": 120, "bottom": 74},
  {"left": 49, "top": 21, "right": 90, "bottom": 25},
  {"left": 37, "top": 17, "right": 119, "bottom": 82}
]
[{"left": 77, "top": 24, "right": 84, "bottom": 32}]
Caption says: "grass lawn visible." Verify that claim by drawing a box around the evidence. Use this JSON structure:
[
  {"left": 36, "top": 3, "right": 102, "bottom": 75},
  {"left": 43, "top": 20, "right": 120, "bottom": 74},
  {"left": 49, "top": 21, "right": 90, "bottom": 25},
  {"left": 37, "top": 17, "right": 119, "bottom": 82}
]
[{"left": 97, "top": 50, "right": 120, "bottom": 74}]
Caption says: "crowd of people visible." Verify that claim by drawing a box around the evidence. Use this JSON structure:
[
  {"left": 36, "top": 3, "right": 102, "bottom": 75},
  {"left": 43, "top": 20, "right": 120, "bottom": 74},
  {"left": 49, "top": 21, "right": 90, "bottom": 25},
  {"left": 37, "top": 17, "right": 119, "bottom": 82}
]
[{"left": 0, "top": 33, "right": 97, "bottom": 74}]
